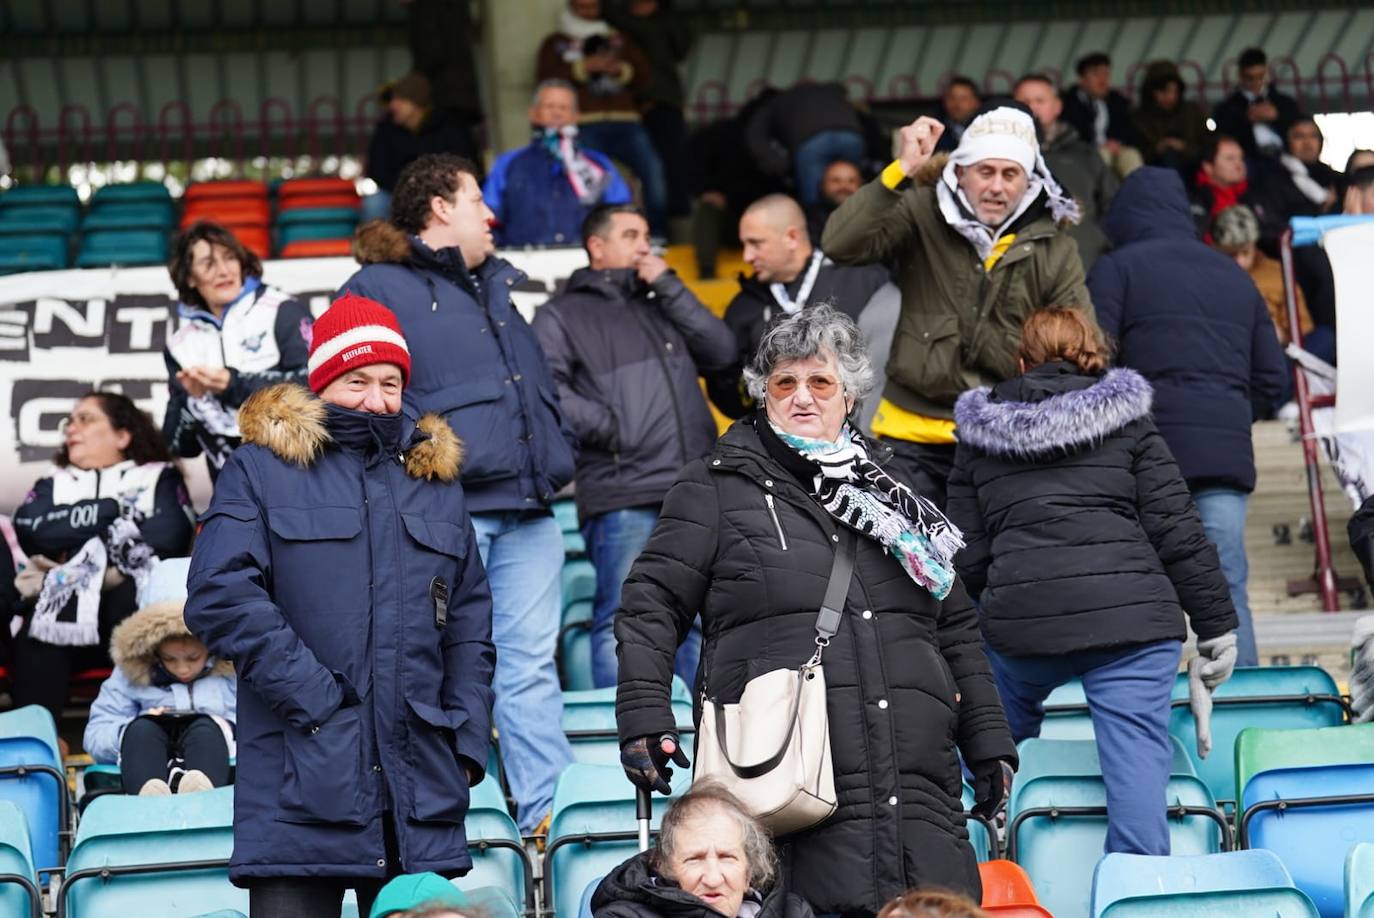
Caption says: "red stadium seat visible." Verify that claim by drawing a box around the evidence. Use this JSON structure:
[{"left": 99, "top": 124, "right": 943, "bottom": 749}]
[
  {"left": 183, "top": 180, "right": 268, "bottom": 203},
  {"left": 231, "top": 226, "right": 271, "bottom": 259},
  {"left": 278, "top": 193, "right": 360, "bottom": 212},
  {"left": 278, "top": 177, "right": 355, "bottom": 200},
  {"left": 180, "top": 201, "right": 271, "bottom": 230},
  {"left": 980, "top": 860, "right": 1053, "bottom": 916},
  {"left": 279, "top": 238, "right": 353, "bottom": 258}
]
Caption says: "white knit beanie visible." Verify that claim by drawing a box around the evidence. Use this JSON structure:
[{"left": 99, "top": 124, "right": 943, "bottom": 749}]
[{"left": 947, "top": 106, "right": 1082, "bottom": 224}]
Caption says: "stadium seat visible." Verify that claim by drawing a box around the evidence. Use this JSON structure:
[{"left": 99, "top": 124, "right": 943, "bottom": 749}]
[
  {"left": 90, "top": 181, "right": 173, "bottom": 208},
  {"left": 1237, "top": 724, "right": 1374, "bottom": 918},
  {"left": 276, "top": 206, "right": 360, "bottom": 227},
  {"left": 0, "top": 206, "right": 79, "bottom": 236},
  {"left": 578, "top": 875, "right": 603, "bottom": 918},
  {"left": 564, "top": 529, "right": 587, "bottom": 558},
  {"left": 1348, "top": 842, "right": 1374, "bottom": 918},
  {"left": 1039, "top": 679, "right": 1094, "bottom": 740},
  {"left": 75, "top": 229, "right": 168, "bottom": 267},
  {"left": 0, "top": 235, "right": 68, "bottom": 274},
  {"left": 278, "top": 177, "right": 357, "bottom": 201},
  {"left": 979, "top": 859, "right": 1049, "bottom": 916},
  {"left": 1090, "top": 850, "right": 1319, "bottom": 917},
  {"left": 184, "top": 181, "right": 268, "bottom": 204},
  {"left": 962, "top": 784, "right": 995, "bottom": 863},
  {"left": 1008, "top": 738, "right": 1226, "bottom": 918},
  {"left": 180, "top": 201, "right": 271, "bottom": 229},
  {"left": 80, "top": 203, "right": 175, "bottom": 233},
  {"left": 563, "top": 559, "right": 596, "bottom": 609},
  {"left": 558, "top": 600, "right": 594, "bottom": 691},
  {"left": 554, "top": 500, "right": 579, "bottom": 534},
  {"left": 0, "top": 706, "right": 68, "bottom": 876},
  {"left": 277, "top": 221, "right": 357, "bottom": 249},
  {"left": 0, "top": 801, "right": 40, "bottom": 918},
  {"left": 278, "top": 193, "right": 361, "bottom": 212},
  {"left": 0, "top": 185, "right": 80, "bottom": 210},
  {"left": 1169, "top": 665, "right": 1347, "bottom": 805},
  {"left": 546, "top": 763, "right": 688, "bottom": 918},
  {"left": 57, "top": 786, "right": 245, "bottom": 917},
  {"left": 563, "top": 678, "right": 694, "bottom": 766},
  {"left": 279, "top": 238, "right": 353, "bottom": 258},
  {"left": 462, "top": 775, "right": 534, "bottom": 912},
  {"left": 229, "top": 226, "right": 271, "bottom": 260}
]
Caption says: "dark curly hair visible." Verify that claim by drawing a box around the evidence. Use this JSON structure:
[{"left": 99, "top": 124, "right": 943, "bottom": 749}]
[
  {"left": 390, "top": 153, "right": 481, "bottom": 235},
  {"left": 55, "top": 391, "right": 173, "bottom": 468},
  {"left": 168, "top": 222, "right": 263, "bottom": 310}
]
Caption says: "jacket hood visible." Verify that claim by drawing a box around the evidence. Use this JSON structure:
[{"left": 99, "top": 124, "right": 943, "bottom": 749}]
[
  {"left": 238, "top": 383, "right": 463, "bottom": 480},
  {"left": 353, "top": 219, "right": 413, "bottom": 265},
  {"left": 1140, "top": 60, "right": 1187, "bottom": 103},
  {"left": 564, "top": 266, "right": 640, "bottom": 299},
  {"left": 954, "top": 365, "right": 1153, "bottom": 457},
  {"left": 110, "top": 601, "right": 234, "bottom": 686},
  {"left": 1103, "top": 166, "right": 1197, "bottom": 246}
]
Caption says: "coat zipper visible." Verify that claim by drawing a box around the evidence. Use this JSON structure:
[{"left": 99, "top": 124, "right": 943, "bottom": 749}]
[{"left": 764, "top": 493, "right": 788, "bottom": 550}]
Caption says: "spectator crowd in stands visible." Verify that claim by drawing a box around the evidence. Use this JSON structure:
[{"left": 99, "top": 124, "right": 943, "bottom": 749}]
[{"left": 8, "top": 11, "right": 1374, "bottom": 915}]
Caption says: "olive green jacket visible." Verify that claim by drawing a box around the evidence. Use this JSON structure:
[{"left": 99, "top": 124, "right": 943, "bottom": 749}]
[{"left": 822, "top": 154, "right": 1093, "bottom": 419}]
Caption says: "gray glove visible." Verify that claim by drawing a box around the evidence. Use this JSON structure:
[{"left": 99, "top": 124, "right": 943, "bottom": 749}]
[
  {"left": 1187, "top": 656, "right": 1215, "bottom": 758},
  {"left": 1196, "top": 632, "right": 1238, "bottom": 689}
]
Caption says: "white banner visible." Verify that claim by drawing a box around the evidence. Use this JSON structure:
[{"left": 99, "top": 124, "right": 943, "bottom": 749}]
[{"left": 0, "top": 247, "right": 590, "bottom": 512}]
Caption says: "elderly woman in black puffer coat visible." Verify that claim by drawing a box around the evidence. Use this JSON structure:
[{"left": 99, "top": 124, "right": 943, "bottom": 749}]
[{"left": 613, "top": 304, "right": 1015, "bottom": 913}]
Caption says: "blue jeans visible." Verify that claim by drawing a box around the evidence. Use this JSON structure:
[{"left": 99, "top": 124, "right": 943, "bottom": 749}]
[
  {"left": 987, "top": 639, "right": 1182, "bottom": 855},
  {"left": 1191, "top": 487, "right": 1257, "bottom": 666},
  {"left": 470, "top": 511, "right": 573, "bottom": 832},
  {"left": 577, "top": 121, "right": 669, "bottom": 236},
  {"left": 793, "top": 129, "right": 867, "bottom": 205},
  {"left": 583, "top": 507, "right": 701, "bottom": 690}
]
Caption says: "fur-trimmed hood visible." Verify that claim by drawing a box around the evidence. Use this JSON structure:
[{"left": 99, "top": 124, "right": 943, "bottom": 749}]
[
  {"left": 238, "top": 383, "right": 463, "bottom": 480},
  {"left": 954, "top": 366, "right": 1153, "bottom": 457},
  {"left": 352, "top": 219, "right": 413, "bottom": 265},
  {"left": 110, "top": 601, "right": 234, "bottom": 686}
]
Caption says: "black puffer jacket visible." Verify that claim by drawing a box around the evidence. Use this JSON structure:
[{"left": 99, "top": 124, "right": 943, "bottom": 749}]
[
  {"left": 947, "top": 362, "right": 1238, "bottom": 657},
  {"left": 532, "top": 267, "right": 735, "bottom": 521},
  {"left": 615, "top": 415, "right": 1015, "bottom": 912},
  {"left": 591, "top": 850, "right": 815, "bottom": 918}
]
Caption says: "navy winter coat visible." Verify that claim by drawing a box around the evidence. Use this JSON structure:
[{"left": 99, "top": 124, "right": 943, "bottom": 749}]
[
  {"left": 185, "top": 384, "right": 495, "bottom": 883},
  {"left": 1088, "top": 167, "right": 1288, "bottom": 493},
  {"left": 340, "top": 221, "right": 577, "bottom": 514}
]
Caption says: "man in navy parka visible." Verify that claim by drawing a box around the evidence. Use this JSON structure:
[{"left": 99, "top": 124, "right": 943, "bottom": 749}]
[{"left": 186, "top": 294, "right": 495, "bottom": 917}]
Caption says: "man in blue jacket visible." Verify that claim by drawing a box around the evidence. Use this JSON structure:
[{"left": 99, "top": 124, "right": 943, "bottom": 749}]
[
  {"left": 484, "top": 79, "right": 633, "bottom": 246},
  {"left": 341, "top": 153, "right": 578, "bottom": 837},
  {"left": 186, "top": 295, "right": 495, "bottom": 917},
  {"left": 1088, "top": 167, "right": 1288, "bottom": 667}
]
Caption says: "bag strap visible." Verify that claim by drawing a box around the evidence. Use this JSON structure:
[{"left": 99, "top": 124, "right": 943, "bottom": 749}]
[{"left": 713, "top": 528, "right": 856, "bottom": 779}]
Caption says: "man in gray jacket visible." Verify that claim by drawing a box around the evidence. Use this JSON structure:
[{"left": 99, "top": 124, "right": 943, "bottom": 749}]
[{"left": 532, "top": 204, "right": 735, "bottom": 688}]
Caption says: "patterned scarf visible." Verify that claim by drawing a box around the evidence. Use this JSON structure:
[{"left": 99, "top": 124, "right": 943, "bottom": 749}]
[
  {"left": 536, "top": 125, "right": 609, "bottom": 205},
  {"left": 772, "top": 422, "right": 964, "bottom": 599}
]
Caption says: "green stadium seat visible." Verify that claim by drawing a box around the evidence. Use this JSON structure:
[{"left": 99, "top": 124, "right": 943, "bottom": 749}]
[
  {"left": 81, "top": 203, "right": 175, "bottom": 233},
  {"left": 564, "top": 529, "right": 587, "bottom": 558},
  {"left": 0, "top": 801, "right": 40, "bottom": 918},
  {"left": 1091, "top": 850, "right": 1318, "bottom": 917},
  {"left": 558, "top": 600, "right": 594, "bottom": 691},
  {"left": 554, "top": 500, "right": 579, "bottom": 534},
  {"left": 0, "top": 235, "right": 68, "bottom": 274},
  {"left": 57, "top": 787, "right": 246, "bottom": 918},
  {"left": 0, "top": 706, "right": 68, "bottom": 877},
  {"left": 562, "top": 678, "right": 695, "bottom": 766},
  {"left": 0, "top": 186, "right": 80, "bottom": 210},
  {"left": 562, "top": 559, "right": 596, "bottom": 610},
  {"left": 276, "top": 206, "right": 360, "bottom": 226},
  {"left": 90, "top": 182, "right": 173, "bottom": 208},
  {"left": 1347, "top": 842, "right": 1374, "bottom": 918},
  {"left": 277, "top": 221, "right": 356, "bottom": 248},
  {"left": 0, "top": 206, "right": 79, "bottom": 235},
  {"left": 76, "top": 229, "right": 169, "bottom": 267},
  {"left": 462, "top": 775, "right": 534, "bottom": 912}
]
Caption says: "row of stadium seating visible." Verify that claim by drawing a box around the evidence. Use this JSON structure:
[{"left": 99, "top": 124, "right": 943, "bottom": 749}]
[{"left": 0, "top": 178, "right": 360, "bottom": 274}]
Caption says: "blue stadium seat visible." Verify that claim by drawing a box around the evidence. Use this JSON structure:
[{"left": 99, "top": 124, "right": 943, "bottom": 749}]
[
  {"left": 0, "top": 206, "right": 79, "bottom": 235},
  {"left": 80, "top": 203, "right": 175, "bottom": 233},
  {"left": 0, "top": 801, "right": 40, "bottom": 918},
  {"left": 1008, "top": 738, "right": 1226, "bottom": 918},
  {"left": 1348, "top": 843, "right": 1374, "bottom": 918},
  {"left": 462, "top": 775, "right": 534, "bottom": 912},
  {"left": 547, "top": 763, "right": 688, "bottom": 918},
  {"left": 554, "top": 500, "right": 579, "bottom": 534},
  {"left": 564, "top": 529, "right": 587, "bottom": 558},
  {"left": 277, "top": 221, "right": 356, "bottom": 248},
  {"left": 0, "top": 186, "right": 80, "bottom": 210},
  {"left": 579, "top": 875, "right": 603, "bottom": 918},
  {"left": 0, "top": 235, "right": 68, "bottom": 273},
  {"left": 0, "top": 706, "right": 68, "bottom": 876},
  {"left": 1237, "top": 724, "right": 1374, "bottom": 918},
  {"left": 563, "top": 678, "right": 695, "bottom": 766},
  {"left": 1168, "top": 665, "right": 1347, "bottom": 805},
  {"left": 57, "top": 787, "right": 246, "bottom": 918},
  {"left": 1091, "top": 850, "right": 1319, "bottom": 917},
  {"left": 275, "top": 206, "right": 361, "bottom": 226},
  {"left": 1039, "top": 679, "right": 1094, "bottom": 740},
  {"left": 75, "top": 229, "right": 168, "bottom": 267},
  {"left": 562, "top": 559, "right": 596, "bottom": 609},
  {"left": 559, "top": 599, "right": 595, "bottom": 691},
  {"left": 90, "top": 181, "right": 173, "bottom": 208}
]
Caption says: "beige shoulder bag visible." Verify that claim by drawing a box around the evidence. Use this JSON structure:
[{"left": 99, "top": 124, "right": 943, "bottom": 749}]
[{"left": 694, "top": 529, "right": 854, "bottom": 836}]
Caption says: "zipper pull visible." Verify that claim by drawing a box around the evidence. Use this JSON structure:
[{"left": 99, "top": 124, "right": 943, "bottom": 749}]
[
  {"left": 764, "top": 493, "right": 788, "bottom": 551},
  {"left": 431, "top": 298, "right": 438, "bottom": 312}
]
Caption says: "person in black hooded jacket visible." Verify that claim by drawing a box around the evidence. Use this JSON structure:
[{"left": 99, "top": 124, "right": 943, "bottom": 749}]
[{"left": 947, "top": 307, "right": 1238, "bottom": 858}]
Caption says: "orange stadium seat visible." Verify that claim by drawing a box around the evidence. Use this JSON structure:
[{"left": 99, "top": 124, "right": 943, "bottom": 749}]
[{"left": 279, "top": 238, "right": 352, "bottom": 258}]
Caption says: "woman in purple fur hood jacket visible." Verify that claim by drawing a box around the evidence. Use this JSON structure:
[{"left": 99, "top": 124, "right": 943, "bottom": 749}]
[{"left": 946, "top": 307, "right": 1237, "bottom": 861}]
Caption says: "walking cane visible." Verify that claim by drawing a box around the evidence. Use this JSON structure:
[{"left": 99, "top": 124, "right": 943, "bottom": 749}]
[{"left": 636, "top": 784, "right": 652, "bottom": 852}]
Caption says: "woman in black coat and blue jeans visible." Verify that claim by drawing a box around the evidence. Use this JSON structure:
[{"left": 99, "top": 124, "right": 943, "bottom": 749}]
[{"left": 946, "top": 307, "right": 1239, "bottom": 856}]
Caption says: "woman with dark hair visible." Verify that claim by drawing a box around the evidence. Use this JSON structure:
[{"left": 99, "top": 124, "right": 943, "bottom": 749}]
[
  {"left": 11, "top": 392, "right": 195, "bottom": 729},
  {"left": 164, "top": 221, "right": 314, "bottom": 478}
]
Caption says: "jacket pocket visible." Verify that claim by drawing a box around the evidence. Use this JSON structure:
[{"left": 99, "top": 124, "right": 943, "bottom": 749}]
[
  {"left": 413, "top": 378, "right": 511, "bottom": 485},
  {"left": 532, "top": 383, "right": 577, "bottom": 499},
  {"left": 277, "top": 704, "right": 365, "bottom": 826},
  {"left": 400, "top": 514, "right": 467, "bottom": 560},
  {"left": 890, "top": 312, "right": 964, "bottom": 406},
  {"left": 405, "top": 698, "right": 471, "bottom": 823},
  {"left": 266, "top": 506, "right": 362, "bottom": 541}
]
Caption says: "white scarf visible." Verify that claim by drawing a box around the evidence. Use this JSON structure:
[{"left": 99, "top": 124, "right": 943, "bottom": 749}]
[
  {"left": 936, "top": 169, "right": 1044, "bottom": 262},
  {"left": 559, "top": 9, "right": 611, "bottom": 41},
  {"left": 1280, "top": 153, "right": 1331, "bottom": 206},
  {"left": 30, "top": 517, "right": 159, "bottom": 646},
  {"left": 539, "top": 125, "right": 609, "bottom": 204}
]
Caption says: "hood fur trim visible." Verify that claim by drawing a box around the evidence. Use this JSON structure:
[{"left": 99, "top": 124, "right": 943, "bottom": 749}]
[
  {"left": 916, "top": 153, "right": 949, "bottom": 188},
  {"left": 239, "top": 383, "right": 329, "bottom": 467},
  {"left": 406, "top": 413, "right": 463, "bottom": 481},
  {"left": 110, "top": 601, "right": 234, "bottom": 686},
  {"left": 954, "top": 368, "right": 1153, "bottom": 457},
  {"left": 353, "top": 219, "right": 412, "bottom": 265}
]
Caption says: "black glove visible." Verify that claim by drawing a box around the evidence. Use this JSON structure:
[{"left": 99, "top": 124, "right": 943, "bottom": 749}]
[
  {"left": 971, "top": 758, "right": 1015, "bottom": 820},
  {"left": 620, "top": 732, "right": 690, "bottom": 796}
]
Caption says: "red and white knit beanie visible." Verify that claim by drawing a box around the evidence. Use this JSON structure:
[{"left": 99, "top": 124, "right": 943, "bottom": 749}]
[{"left": 307, "top": 294, "right": 412, "bottom": 394}]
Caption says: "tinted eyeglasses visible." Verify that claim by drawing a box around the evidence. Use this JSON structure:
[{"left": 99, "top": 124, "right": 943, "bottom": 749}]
[
  {"left": 767, "top": 372, "right": 840, "bottom": 400},
  {"left": 59, "top": 410, "right": 107, "bottom": 432}
]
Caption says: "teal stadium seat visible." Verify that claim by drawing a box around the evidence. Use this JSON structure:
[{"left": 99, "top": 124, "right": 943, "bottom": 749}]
[
  {"left": 1039, "top": 680, "right": 1094, "bottom": 740},
  {"left": 0, "top": 206, "right": 79, "bottom": 235},
  {"left": 554, "top": 500, "right": 579, "bottom": 534},
  {"left": 0, "top": 801, "right": 40, "bottom": 918},
  {"left": 1091, "top": 850, "right": 1319, "bottom": 917},
  {"left": 961, "top": 782, "right": 994, "bottom": 862},
  {"left": 562, "top": 559, "right": 596, "bottom": 607},
  {"left": 0, "top": 706, "right": 68, "bottom": 875},
  {"left": 0, "top": 186, "right": 80, "bottom": 210},
  {"left": 547, "top": 763, "right": 688, "bottom": 918},
  {"left": 277, "top": 220, "right": 357, "bottom": 248},
  {"left": 0, "top": 235, "right": 68, "bottom": 274},
  {"left": 90, "top": 181, "right": 173, "bottom": 207},
  {"left": 1008, "top": 738, "right": 1226, "bottom": 918},
  {"left": 75, "top": 229, "right": 168, "bottom": 267},
  {"left": 276, "top": 206, "right": 361, "bottom": 226},
  {"left": 81, "top": 203, "right": 175, "bottom": 233},
  {"left": 562, "top": 678, "right": 695, "bottom": 766},
  {"left": 57, "top": 787, "right": 246, "bottom": 917},
  {"left": 1348, "top": 842, "right": 1374, "bottom": 918},
  {"left": 462, "top": 774, "right": 534, "bottom": 913},
  {"left": 578, "top": 875, "right": 603, "bottom": 918}
]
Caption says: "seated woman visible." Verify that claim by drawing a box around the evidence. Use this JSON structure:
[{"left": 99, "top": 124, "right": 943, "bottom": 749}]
[
  {"left": 11, "top": 392, "right": 194, "bottom": 731},
  {"left": 85, "top": 558, "right": 236, "bottom": 795},
  {"left": 164, "top": 221, "right": 313, "bottom": 479},
  {"left": 592, "top": 783, "right": 814, "bottom": 918}
]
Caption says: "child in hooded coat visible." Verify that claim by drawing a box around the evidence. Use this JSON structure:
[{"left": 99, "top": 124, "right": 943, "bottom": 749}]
[{"left": 84, "top": 557, "right": 236, "bottom": 795}]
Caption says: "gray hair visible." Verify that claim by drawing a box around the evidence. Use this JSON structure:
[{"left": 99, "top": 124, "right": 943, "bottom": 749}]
[
  {"left": 1212, "top": 204, "right": 1260, "bottom": 253},
  {"left": 532, "top": 79, "right": 579, "bottom": 108},
  {"left": 655, "top": 782, "right": 778, "bottom": 889},
  {"left": 743, "top": 302, "right": 875, "bottom": 405}
]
